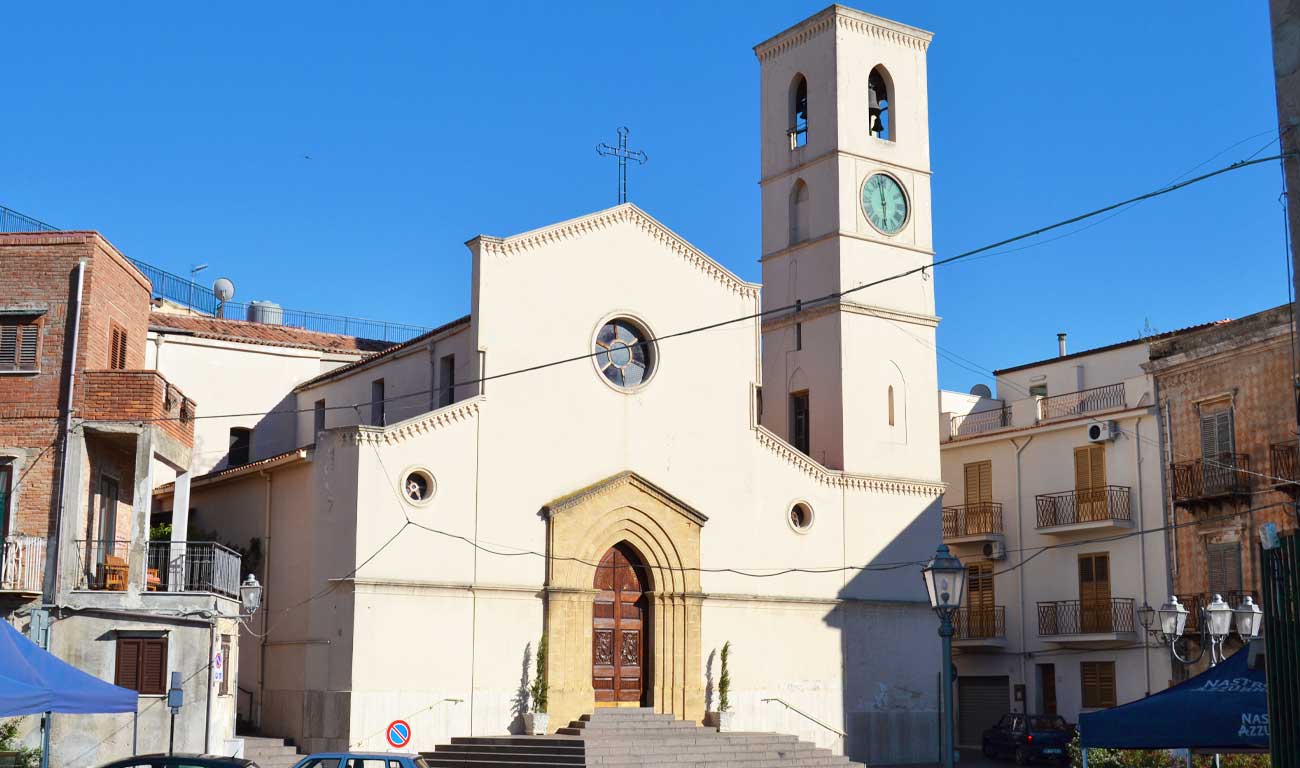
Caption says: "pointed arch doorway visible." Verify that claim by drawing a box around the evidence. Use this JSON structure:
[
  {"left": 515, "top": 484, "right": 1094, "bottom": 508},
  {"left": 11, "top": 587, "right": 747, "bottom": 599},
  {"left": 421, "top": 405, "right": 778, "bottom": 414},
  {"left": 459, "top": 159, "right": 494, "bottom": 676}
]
[{"left": 593, "top": 542, "right": 650, "bottom": 706}]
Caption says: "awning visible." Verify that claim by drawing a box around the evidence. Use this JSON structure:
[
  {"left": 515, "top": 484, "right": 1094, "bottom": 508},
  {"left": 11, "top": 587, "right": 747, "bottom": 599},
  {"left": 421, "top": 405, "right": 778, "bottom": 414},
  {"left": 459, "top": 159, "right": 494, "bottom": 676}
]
[
  {"left": 0, "top": 619, "right": 138, "bottom": 716},
  {"left": 1080, "top": 645, "right": 1267, "bottom": 752}
]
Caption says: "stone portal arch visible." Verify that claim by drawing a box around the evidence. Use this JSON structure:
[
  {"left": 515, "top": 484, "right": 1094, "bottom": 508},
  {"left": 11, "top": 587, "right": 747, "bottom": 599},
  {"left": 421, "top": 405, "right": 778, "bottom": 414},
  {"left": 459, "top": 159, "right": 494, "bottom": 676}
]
[{"left": 542, "top": 471, "right": 705, "bottom": 728}]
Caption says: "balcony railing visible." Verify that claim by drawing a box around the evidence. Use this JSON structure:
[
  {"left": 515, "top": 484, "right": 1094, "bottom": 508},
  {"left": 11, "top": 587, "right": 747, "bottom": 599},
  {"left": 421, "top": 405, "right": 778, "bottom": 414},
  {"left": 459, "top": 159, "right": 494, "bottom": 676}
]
[
  {"left": 954, "top": 606, "right": 1006, "bottom": 640},
  {"left": 1270, "top": 441, "right": 1299, "bottom": 488},
  {"left": 1035, "top": 486, "right": 1132, "bottom": 529},
  {"left": 950, "top": 406, "right": 1010, "bottom": 438},
  {"left": 147, "top": 541, "right": 241, "bottom": 598},
  {"left": 1038, "top": 598, "right": 1135, "bottom": 636},
  {"left": 1175, "top": 591, "right": 1257, "bottom": 635},
  {"left": 75, "top": 539, "right": 132, "bottom": 591},
  {"left": 942, "top": 502, "right": 1004, "bottom": 539},
  {"left": 1039, "top": 383, "right": 1126, "bottom": 420},
  {"left": 1170, "top": 454, "right": 1252, "bottom": 504},
  {"left": 1, "top": 535, "right": 46, "bottom": 594},
  {"left": 0, "top": 204, "right": 58, "bottom": 233}
]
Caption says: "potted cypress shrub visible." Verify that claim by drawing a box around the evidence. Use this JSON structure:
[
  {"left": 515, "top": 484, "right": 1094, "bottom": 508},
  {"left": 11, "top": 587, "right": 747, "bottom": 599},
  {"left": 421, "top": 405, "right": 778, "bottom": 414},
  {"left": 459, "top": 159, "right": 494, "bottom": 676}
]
[
  {"left": 716, "top": 641, "right": 734, "bottom": 731},
  {"left": 524, "top": 636, "right": 549, "bottom": 735}
]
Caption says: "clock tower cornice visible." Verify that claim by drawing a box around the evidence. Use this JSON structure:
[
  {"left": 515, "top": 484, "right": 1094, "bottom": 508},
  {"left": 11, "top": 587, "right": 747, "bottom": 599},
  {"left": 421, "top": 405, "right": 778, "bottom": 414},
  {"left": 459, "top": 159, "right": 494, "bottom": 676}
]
[
  {"left": 753, "top": 5, "right": 933, "bottom": 64},
  {"left": 759, "top": 148, "right": 931, "bottom": 188}
]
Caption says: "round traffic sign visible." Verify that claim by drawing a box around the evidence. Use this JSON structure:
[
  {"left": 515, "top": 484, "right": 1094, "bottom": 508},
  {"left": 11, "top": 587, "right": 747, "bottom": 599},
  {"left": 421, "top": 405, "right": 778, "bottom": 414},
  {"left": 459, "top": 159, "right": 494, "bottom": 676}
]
[{"left": 386, "top": 719, "right": 411, "bottom": 749}]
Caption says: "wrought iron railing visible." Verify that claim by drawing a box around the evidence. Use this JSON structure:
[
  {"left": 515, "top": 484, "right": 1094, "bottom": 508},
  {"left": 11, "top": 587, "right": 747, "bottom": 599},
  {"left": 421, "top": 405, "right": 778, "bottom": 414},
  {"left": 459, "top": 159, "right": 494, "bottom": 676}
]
[
  {"left": 1038, "top": 383, "right": 1126, "bottom": 420},
  {"left": 1175, "top": 591, "right": 1257, "bottom": 635},
  {"left": 1035, "top": 486, "right": 1132, "bottom": 528},
  {"left": 950, "top": 406, "right": 1010, "bottom": 438},
  {"left": 128, "top": 258, "right": 429, "bottom": 343},
  {"left": 0, "top": 205, "right": 58, "bottom": 233},
  {"left": 147, "top": 541, "right": 241, "bottom": 598},
  {"left": 942, "top": 502, "right": 1003, "bottom": 539},
  {"left": 1, "top": 535, "right": 46, "bottom": 593},
  {"left": 1038, "top": 598, "right": 1135, "bottom": 636},
  {"left": 1271, "top": 440, "right": 1299, "bottom": 488},
  {"left": 75, "top": 539, "right": 132, "bottom": 591},
  {"left": 954, "top": 606, "right": 1006, "bottom": 640},
  {"left": 1170, "top": 453, "right": 1252, "bottom": 504}
]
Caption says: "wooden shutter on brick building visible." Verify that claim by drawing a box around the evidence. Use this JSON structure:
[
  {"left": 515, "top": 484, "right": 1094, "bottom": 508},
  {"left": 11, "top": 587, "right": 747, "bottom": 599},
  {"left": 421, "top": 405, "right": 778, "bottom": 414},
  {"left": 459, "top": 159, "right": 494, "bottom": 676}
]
[
  {"left": 109, "top": 325, "right": 128, "bottom": 370},
  {"left": 0, "top": 323, "right": 40, "bottom": 371}
]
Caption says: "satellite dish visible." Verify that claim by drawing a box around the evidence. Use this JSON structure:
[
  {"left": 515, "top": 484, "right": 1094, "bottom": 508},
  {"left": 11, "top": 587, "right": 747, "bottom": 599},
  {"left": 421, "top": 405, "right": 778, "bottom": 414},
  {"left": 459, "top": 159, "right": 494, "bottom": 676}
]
[
  {"left": 213, "top": 278, "right": 236, "bottom": 302},
  {"left": 969, "top": 384, "right": 993, "bottom": 399}
]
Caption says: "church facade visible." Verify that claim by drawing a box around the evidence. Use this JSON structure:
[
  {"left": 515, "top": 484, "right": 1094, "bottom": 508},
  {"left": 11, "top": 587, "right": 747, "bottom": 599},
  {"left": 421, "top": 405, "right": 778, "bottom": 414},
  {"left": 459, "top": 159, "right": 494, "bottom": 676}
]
[{"left": 159, "top": 6, "right": 947, "bottom": 763}]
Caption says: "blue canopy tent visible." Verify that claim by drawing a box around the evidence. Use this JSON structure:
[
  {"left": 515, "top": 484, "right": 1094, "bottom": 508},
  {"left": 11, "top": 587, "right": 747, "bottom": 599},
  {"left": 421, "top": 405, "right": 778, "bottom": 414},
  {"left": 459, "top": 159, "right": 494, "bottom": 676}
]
[
  {"left": 0, "top": 618, "right": 138, "bottom": 716},
  {"left": 1079, "top": 646, "right": 1268, "bottom": 754}
]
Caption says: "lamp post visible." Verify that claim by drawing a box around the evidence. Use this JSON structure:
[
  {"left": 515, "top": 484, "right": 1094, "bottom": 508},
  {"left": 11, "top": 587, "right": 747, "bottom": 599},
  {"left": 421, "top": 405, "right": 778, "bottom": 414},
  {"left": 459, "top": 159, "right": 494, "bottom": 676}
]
[
  {"left": 1137, "top": 594, "right": 1263, "bottom": 666},
  {"left": 922, "top": 544, "right": 967, "bottom": 768},
  {"left": 239, "top": 574, "right": 263, "bottom": 616}
]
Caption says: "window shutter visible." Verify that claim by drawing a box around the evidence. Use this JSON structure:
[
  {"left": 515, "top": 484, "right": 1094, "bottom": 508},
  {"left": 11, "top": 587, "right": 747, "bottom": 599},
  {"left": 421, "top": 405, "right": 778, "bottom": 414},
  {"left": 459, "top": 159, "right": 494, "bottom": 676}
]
[
  {"left": 1201, "top": 411, "right": 1235, "bottom": 459},
  {"left": 19, "top": 325, "right": 38, "bottom": 368},
  {"left": 1081, "top": 662, "right": 1098, "bottom": 708},
  {"left": 1207, "top": 542, "right": 1243, "bottom": 594},
  {"left": 1098, "top": 662, "right": 1116, "bottom": 707},
  {"left": 964, "top": 464, "right": 980, "bottom": 505},
  {"left": 1216, "top": 411, "right": 1235, "bottom": 456},
  {"left": 1089, "top": 446, "right": 1105, "bottom": 489},
  {"left": 0, "top": 326, "right": 16, "bottom": 369},
  {"left": 115, "top": 638, "right": 141, "bottom": 690},
  {"left": 979, "top": 462, "right": 992, "bottom": 503},
  {"left": 1074, "top": 448, "right": 1090, "bottom": 492},
  {"left": 139, "top": 637, "right": 168, "bottom": 695}
]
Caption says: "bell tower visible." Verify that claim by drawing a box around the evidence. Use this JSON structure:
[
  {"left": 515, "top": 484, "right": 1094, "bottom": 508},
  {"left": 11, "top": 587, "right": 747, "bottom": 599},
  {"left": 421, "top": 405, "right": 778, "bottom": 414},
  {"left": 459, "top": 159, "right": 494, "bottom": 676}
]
[{"left": 756, "top": 5, "right": 940, "bottom": 479}]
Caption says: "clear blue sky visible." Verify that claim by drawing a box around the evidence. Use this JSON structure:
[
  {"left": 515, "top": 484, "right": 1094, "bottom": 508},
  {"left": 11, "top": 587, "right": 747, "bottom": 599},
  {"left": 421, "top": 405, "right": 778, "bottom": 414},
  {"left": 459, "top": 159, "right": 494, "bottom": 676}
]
[{"left": 0, "top": 2, "right": 1287, "bottom": 392}]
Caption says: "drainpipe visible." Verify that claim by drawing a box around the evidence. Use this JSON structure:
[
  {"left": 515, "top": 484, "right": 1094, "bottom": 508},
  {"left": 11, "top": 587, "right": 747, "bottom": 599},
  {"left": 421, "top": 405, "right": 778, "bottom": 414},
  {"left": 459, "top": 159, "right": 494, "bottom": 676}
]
[
  {"left": 1134, "top": 418, "right": 1152, "bottom": 696},
  {"left": 47, "top": 259, "right": 87, "bottom": 605},
  {"left": 257, "top": 470, "right": 273, "bottom": 729},
  {"left": 205, "top": 614, "right": 216, "bottom": 753},
  {"left": 1011, "top": 436, "right": 1033, "bottom": 708}
]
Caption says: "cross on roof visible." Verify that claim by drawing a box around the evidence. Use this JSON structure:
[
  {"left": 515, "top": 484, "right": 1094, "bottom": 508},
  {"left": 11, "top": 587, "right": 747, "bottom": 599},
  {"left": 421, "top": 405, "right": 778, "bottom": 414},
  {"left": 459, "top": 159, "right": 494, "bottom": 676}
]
[{"left": 596, "top": 127, "right": 647, "bottom": 205}]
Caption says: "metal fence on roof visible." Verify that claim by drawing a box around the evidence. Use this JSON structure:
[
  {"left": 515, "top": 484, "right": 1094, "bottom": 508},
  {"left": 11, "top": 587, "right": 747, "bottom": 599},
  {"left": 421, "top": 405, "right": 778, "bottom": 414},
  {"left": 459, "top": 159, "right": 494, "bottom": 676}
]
[{"left": 0, "top": 205, "right": 59, "bottom": 233}]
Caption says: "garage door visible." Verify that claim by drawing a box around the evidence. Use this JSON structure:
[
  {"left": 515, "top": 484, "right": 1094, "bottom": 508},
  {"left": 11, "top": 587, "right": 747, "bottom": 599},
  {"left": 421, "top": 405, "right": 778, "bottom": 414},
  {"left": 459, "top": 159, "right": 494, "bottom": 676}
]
[{"left": 958, "top": 676, "right": 1009, "bottom": 748}]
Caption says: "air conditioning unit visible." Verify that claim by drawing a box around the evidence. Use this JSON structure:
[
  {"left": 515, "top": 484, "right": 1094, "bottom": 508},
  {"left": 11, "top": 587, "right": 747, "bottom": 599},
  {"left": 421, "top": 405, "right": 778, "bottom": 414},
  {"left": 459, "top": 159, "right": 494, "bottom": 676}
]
[
  {"left": 1087, "top": 420, "right": 1118, "bottom": 443},
  {"left": 982, "top": 541, "right": 1006, "bottom": 560}
]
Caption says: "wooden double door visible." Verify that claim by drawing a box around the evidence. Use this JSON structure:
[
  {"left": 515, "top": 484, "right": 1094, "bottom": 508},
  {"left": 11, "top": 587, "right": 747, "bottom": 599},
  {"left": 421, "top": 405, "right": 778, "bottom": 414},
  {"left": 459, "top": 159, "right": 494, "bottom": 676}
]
[{"left": 593, "top": 543, "right": 649, "bottom": 705}]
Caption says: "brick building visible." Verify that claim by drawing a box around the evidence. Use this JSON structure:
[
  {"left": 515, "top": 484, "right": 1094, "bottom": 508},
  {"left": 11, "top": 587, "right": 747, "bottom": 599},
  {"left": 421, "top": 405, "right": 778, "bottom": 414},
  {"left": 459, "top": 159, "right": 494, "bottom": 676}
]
[
  {"left": 1145, "top": 304, "right": 1298, "bottom": 675},
  {"left": 0, "top": 231, "right": 242, "bottom": 762}
]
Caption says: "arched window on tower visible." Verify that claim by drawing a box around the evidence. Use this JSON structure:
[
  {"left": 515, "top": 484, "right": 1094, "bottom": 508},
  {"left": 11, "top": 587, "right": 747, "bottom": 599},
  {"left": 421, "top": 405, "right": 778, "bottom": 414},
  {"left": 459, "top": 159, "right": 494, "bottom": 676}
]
[
  {"left": 789, "top": 179, "right": 810, "bottom": 246},
  {"left": 868, "top": 67, "right": 892, "bottom": 141},
  {"left": 789, "top": 75, "right": 808, "bottom": 149}
]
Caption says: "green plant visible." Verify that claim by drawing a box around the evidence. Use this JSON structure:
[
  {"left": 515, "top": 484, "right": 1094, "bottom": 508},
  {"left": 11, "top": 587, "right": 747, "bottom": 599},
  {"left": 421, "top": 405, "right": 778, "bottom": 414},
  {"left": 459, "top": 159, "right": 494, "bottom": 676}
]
[
  {"left": 718, "top": 641, "right": 731, "bottom": 713},
  {"left": 0, "top": 718, "right": 41, "bottom": 768},
  {"left": 529, "top": 635, "right": 548, "bottom": 713},
  {"left": 1065, "top": 735, "right": 1271, "bottom": 768}
]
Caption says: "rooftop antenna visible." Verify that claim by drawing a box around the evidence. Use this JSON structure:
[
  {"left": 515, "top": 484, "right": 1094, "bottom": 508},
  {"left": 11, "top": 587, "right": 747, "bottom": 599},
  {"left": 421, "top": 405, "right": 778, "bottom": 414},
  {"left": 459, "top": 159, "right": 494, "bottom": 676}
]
[
  {"left": 188, "top": 264, "right": 209, "bottom": 314},
  {"left": 596, "top": 127, "right": 647, "bottom": 205},
  {"left": 212, "top": 278, "right": 235, "bottom": 319}
]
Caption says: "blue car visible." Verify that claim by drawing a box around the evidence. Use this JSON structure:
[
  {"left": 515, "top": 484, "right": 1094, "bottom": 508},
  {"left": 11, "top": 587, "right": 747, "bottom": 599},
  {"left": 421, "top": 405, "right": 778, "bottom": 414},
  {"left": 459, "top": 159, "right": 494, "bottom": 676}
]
[{"left": 291, "top": 754, "right": 429, "bottom": 768}]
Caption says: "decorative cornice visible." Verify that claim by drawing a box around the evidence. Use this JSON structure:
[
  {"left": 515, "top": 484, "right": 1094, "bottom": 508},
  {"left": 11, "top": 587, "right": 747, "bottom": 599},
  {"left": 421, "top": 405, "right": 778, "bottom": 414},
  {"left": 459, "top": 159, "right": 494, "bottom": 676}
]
[
  {"left": 475, "top": 204, "right": 760, "bottom": 300},
  {"left": 345, "top": 396, "right": 483, "bottom": 445},
  {"left": 754, "top": 425, "right": 945, "bottom": 496},
  {"left": 542, "top": 470, "right": 709, "bottom": 527},
  {"left": 754, "top": 6, "right": 932, "bottom": 63},
  {"left": 762, "top": 299, "right": 940, "bottom": 331}
]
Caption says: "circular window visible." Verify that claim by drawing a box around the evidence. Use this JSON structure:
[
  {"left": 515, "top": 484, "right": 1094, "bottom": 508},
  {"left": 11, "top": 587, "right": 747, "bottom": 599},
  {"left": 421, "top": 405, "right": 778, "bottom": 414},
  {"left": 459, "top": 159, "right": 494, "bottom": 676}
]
[
  {"left": 593, "top": 317, "right": 656, "bottom": 390},
  {"left": 788, "top": 502, "right": 814, "bottom": 533},
  {"left": 401, "top": 468, "right": 436, "bottom": 506}
]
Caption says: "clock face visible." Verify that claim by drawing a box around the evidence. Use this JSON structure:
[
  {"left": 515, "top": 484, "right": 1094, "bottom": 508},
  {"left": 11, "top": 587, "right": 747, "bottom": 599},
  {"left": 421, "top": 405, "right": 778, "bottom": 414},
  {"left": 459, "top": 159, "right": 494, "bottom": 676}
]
[{"left": 861, "top": 173, "right": 908, "bottom": 235}]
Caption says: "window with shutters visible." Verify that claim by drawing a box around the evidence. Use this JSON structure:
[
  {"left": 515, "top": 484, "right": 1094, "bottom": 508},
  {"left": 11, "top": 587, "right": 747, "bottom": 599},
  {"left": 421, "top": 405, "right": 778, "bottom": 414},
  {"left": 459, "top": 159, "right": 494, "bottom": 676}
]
[
  {"left": 109, "top": 323, "right": 128, "bottom": 370},
  {"left": 964, "top": 461, "right": 993, "bottom": 505},
  {"left": 1080, "top": 661, "right": 1116, "bottom": 708},
  {"left": 1200, "top": 409, "right": 1236, "bottom": 459},
  {"left": 1078, "top": 552, "right": 1113, "bottom": 632},
  {"left": 0, "top": 320, "right": 41, "bottom": 372},
  {"left": 1074, "top": 445, "right": 1107, "bottom": 520},
  {"left": 966, "top": 561, "right": 996, "bottom": 637},
  {"left": 1207, "top": 541, "right": 1243, "bottom": 595},
  {"left": 115, "top": 636, "right": 168, "bottom": 694}
]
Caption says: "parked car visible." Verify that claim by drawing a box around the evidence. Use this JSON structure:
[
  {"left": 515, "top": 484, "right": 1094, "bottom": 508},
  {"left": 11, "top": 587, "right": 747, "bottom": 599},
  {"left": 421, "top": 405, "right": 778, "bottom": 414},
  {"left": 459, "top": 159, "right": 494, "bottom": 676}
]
[
  {"left": 95, "top": 755, "right": 259, "bottom": 768},
  {"left": 290, "top": 754, "right": 429, "bottom": 768},
  {"left": 981, "top": 713, "right": 1074, "bottom": 765}
]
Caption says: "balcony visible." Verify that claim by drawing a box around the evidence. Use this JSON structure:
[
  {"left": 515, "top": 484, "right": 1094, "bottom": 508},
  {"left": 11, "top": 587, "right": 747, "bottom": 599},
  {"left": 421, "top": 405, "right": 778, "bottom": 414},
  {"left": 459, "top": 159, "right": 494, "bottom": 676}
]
[
  {"left": 1038, "top": 598, "right": 1136, "bottom": 646},
  {"left": 953, "top": 606, "right": 1007, "bottom": 650},
  {"left": 949, "top": 406, "right": 1010, "bottom": 439},
  {"left": 1171, "top": 454, "right": 1252, "bottom": 508},
  {"left": 79, "top": 369, "right": 195, "bottom": 447},
  {"left": 146, "top": 542, "right": 241, "bottom": 598},
  {"left": 1270, "top": 441, "right": 1299, "bottom": 494},
  {"left": 942, "top": 502, "right": 1004, "bottom": 545},
  {"left": 1039, "top": 383, "right": 1126, "bottom": 421},
  {"left": 1035, "top": 486, "right": 1132, "bottom": 533},
  {"left": 0, "top": 535, "right": 46, "bottom": 598},
  {"left": 1175, "top": 591, "right": 1257, "bottom": 635},
  {"left": 75, "top": 539, "right": 133, "bottom": 591}
]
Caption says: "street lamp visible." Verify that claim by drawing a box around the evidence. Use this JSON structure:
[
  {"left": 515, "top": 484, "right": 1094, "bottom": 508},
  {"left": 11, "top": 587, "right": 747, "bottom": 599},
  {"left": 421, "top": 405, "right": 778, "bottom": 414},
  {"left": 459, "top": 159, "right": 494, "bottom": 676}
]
[
  {"left": 922, "top": 544, "right": 966, "bottom": 768},
  {"left": 240, "top": 574, "right": 263, "bottom": 616},
  {"left": 1138, "top": 593, "right": 1262, "bottom": 666}
]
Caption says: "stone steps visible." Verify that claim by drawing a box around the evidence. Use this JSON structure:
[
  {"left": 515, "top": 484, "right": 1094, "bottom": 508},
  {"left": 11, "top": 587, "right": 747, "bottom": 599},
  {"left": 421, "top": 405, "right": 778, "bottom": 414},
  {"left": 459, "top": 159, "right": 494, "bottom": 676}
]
[
  {"left": 424, "top": 709, "right": 863, "bottom": 768},
  {"left": 237, "top": 733, "right": 305, "bottom": 768}
]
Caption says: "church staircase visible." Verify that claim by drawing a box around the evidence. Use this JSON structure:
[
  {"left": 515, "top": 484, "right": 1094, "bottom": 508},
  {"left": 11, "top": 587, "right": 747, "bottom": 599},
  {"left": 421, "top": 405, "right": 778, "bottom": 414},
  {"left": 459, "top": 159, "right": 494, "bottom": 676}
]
[{"left": 423, "top": 708, "right": 864, "bottom": 768}]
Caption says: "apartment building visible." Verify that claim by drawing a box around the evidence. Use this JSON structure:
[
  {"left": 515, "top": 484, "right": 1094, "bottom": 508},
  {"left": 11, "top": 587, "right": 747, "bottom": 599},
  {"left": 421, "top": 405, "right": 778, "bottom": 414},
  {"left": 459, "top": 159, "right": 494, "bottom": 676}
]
[{"left": 936, "top": 331, "right": 1198, "bottom": 747}]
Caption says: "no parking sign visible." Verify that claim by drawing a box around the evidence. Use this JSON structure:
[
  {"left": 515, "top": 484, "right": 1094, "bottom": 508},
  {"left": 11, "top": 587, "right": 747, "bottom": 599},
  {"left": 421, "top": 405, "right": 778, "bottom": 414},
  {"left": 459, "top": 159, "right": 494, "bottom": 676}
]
[{"left": 386, "top": 719, "right": 412, "bottom": 749}]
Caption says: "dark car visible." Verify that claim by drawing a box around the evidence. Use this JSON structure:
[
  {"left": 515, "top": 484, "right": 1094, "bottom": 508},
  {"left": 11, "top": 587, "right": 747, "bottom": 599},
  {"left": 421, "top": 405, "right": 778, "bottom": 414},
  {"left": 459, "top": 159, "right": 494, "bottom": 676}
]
[
  {"left": 981, "top": 713, "right": 1074, "bottom": 764},
  {"left": 95, "top": 755, "right": 260, "bottom": 768}
]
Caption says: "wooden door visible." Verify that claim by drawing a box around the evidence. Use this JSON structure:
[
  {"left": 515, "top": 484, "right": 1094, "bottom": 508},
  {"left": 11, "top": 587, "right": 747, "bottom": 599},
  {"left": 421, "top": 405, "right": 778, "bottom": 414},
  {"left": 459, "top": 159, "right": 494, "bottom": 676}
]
[
  {"left": 966, "top": 562, "right": 995, "bottom": 637},
  {"left": 1078, "top": 553, "right": 1112, "bottom": 632},
  {"left": 1038, "top": 664, "right": 1057, "bottom": 714},
  {"left": 1074, "top": 446, "right": 1106, "bottom": 521},
  {"left": 593, "top": 543, "right": 649, "bottom": 705}
]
